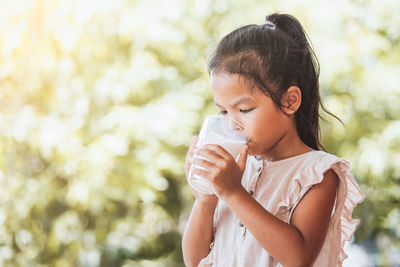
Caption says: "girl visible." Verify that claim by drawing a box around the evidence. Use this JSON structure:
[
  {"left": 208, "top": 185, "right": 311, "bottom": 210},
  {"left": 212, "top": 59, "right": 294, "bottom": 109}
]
[{"left": 182, "top": 13, "right": 364, "bottom": 267}]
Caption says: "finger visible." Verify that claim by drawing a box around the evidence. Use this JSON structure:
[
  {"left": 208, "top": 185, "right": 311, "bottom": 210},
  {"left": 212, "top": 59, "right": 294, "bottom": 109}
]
[
  {"left": 237, "top": 145, "right": 248, "bottom": 173},
  {"left": 191, "top": 167, "right": 212, "bottom": 181},
  {"left": 200, "top": 144, "right": 232, "bottom": 160},
  {"left": 187, "top": 136, "right": 199, "bottom": 158},
  {"left": 185, "top": 136, "right": 199, "bottom": 173},
  {"left": 191, "top": 156, "right": 216, "bottom": 170},
  {"left": 196, "top": 147, "right": 226, "bottom": 164}
]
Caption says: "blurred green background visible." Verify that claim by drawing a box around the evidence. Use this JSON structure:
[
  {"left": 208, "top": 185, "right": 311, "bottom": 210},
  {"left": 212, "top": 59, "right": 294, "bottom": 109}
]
[{"left": 0, "top": 0, "right": 399, "bottom": 266}]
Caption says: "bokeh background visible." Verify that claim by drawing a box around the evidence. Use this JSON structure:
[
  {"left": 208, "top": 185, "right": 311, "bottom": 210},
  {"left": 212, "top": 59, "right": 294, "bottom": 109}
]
[{"left": 0, "top": 0, "right": 399, "bottom": 266}]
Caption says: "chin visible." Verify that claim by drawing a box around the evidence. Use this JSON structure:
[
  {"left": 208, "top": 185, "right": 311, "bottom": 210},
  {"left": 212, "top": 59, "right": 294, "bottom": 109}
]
[
  {"left": 245, "top": 145, "right": 260, "bottom": 157},
  {"left": 247, "top": 150, "right": 258, "bottom": 156},
  {"left": 246, "top": 143, "right": 270, "bottom": 158}
]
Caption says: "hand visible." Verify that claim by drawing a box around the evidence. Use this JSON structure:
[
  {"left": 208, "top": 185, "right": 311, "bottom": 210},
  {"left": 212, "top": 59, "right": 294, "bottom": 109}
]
[
  {"left": 185, "top": 136, "right": 218, "bottom": 206},
  {"left": 190, "top": 144, "right": 248, "bottom": 200}
]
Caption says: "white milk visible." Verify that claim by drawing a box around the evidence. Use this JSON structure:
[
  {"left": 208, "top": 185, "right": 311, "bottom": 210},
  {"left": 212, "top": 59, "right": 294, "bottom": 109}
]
[
  {"left": 189, "top": 115, "right": 247, "bottom": 195},
  {"left": 189, "top": 140, "right": 246, "bottom": 194},
  {"left": 219, "top": 140, "right": 246, "bottom": 160}
]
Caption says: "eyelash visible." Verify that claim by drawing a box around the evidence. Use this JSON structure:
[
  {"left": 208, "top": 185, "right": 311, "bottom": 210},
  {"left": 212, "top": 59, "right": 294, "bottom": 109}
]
[
  {"left": 219, "top": 109, "right": 253, "bottom": 115},
  {"left": 241, "top": 109, "right": 253, "bottom": 113}
]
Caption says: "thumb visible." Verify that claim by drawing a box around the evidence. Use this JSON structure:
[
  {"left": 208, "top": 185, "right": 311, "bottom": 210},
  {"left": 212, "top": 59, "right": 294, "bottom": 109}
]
[{"left": 237, "top": 145, "right": 248, "bottom": 173}]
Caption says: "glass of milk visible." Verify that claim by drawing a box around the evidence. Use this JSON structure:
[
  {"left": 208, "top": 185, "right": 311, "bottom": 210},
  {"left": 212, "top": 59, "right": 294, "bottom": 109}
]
[{"left": 189, "top": 115, "right": 247, "bottom": 194}]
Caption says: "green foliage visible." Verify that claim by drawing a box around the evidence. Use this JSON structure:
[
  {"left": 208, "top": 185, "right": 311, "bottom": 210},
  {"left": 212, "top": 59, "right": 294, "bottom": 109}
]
[{"left": 0, "top": 0, "right": 399, "bottom": 266}]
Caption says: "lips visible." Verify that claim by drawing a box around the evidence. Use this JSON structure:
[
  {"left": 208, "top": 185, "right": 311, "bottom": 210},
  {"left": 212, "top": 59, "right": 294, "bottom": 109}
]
[{"left": 245, "top": 138, "right": 252, "bottom": 145}]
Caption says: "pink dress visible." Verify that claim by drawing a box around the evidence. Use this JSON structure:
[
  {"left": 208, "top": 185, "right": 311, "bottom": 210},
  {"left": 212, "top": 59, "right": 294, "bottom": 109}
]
[{"left": 198, "top": 150, "right": 364, "bottom": 267}]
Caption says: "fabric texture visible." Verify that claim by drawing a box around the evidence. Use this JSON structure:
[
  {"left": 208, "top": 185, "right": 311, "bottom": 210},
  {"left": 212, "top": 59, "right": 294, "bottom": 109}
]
[{"left": 197, "top": 150, "right": 364, "bottom": 267}]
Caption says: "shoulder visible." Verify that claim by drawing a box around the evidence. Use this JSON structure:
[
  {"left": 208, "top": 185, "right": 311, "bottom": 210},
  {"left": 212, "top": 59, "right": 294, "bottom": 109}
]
[
  {"left": 285, "top": 150, "right": 350, "bottom": 220},
  {"left": 287, "top": 150, "right": 364, "bottom": 211},
  {"left": 289, "top": 151, "right": 341, "bottom": 211},
  {"left": 298, "top": 150, "right": 339, "bottom": 165},
  {"left": 292, "top": 150, "right": 347, "bottom": 182}
]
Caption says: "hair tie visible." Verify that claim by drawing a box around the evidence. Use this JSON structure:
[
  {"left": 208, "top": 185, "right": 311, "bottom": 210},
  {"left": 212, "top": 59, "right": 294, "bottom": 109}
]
[{"left": 264, "top": 20, "right": 276, "bottom": 29}]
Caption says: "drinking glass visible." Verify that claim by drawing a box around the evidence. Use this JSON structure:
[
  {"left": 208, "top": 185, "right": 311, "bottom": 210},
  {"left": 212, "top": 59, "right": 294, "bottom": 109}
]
[{"left": 189, "top": 115, "right": 247, "bottom": 194}]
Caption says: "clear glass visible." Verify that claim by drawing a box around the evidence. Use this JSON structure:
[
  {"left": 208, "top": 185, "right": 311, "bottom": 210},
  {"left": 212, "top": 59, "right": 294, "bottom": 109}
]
[{"left": 189, "top": 115, "right": 247, "bottom": 194}]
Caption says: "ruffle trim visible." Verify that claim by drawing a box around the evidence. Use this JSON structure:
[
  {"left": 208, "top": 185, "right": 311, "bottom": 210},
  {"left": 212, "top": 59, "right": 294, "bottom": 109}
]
[
  {"left": 332, "top": 159, "right": 365, "bottom": 266},
  {"left": 286, "top": 154, "right": 364, "bottom": 266}
]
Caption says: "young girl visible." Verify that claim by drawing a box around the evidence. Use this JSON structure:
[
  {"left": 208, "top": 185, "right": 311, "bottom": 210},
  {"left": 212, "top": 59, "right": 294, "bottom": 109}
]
[{"left": 182, "top": 13, "right": 364, "bottom": 267}]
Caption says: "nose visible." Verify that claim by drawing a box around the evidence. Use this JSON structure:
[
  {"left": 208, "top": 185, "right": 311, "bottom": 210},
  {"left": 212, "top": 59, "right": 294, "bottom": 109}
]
[
  {"left": 234, "top": 123, "right": 243, "bottom": 132},
  {"left": 229, "top": 117, "right": 245, "bottom": 131},
  {"left": 226, "top": 116, "right": 245, "bottom": 137}
]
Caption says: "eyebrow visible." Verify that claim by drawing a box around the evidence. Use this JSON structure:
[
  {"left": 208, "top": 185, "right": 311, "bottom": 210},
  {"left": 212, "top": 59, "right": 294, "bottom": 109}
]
[{"left": 214, "top": 96, "right": 254, "bottom": 108}]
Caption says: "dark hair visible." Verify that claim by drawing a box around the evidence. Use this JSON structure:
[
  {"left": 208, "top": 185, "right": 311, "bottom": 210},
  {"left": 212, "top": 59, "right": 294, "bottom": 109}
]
[{"left": 208, "top": 13, "right": 339, "bottom": 151}]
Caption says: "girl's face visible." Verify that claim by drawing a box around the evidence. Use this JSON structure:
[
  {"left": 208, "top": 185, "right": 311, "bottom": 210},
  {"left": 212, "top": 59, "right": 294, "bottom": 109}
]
[{"left": 210, "top": 72, "right": 294, "bottom": 157}]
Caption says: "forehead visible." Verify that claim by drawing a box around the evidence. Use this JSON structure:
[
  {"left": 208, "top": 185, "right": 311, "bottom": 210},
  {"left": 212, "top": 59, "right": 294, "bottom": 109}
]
[{"left": 210, "top": 72, "right": 262, "bottom": 103}]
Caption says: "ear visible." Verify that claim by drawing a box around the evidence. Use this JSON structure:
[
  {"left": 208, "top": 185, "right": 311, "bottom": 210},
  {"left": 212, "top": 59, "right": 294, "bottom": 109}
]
[{"left": 281, "top": 86, "right": 302, "bottom": 115}]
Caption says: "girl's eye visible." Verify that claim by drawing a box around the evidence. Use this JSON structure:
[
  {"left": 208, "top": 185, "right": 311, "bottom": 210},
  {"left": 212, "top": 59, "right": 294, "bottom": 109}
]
[
  {"left": 219, "top": 110, "right": 227, "bottom": 115},
  {"left": 240, "top": 108, "right": 254, "bottom": 113}
]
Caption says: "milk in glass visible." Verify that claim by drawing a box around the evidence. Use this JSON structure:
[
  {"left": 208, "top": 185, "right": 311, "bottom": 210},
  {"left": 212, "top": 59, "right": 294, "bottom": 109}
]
[{"left": 189, "top": 115, "right": 246, "bottom": 194}]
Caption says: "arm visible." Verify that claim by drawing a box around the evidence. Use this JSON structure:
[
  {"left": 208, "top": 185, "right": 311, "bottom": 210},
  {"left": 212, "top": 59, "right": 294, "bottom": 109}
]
[
  {"left": 225, "top": 169, "right": 339, "bottom": 267},
  {"left": 192, "top": 144, "right": 339, "bottom": 267},
  {"left": 182, "top": 200, "right": 217, "bottom": 267},
  {"left": 182, "top": 137, "right": 218, "bottom": 267}
]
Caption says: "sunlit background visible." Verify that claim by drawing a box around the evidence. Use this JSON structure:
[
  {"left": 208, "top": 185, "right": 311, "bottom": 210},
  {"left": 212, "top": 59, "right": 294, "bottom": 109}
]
[{"left": 0, "top": 0, "right": 399, "bottom": 266}]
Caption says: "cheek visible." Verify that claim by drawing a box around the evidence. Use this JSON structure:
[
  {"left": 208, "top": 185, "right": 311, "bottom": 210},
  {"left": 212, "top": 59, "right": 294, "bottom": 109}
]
[
  {"left": 245, "top": 120, "right": 264, "bottom": 141},
  {"left": 246, "top": 113, "right": 278, "bottom": 140}
]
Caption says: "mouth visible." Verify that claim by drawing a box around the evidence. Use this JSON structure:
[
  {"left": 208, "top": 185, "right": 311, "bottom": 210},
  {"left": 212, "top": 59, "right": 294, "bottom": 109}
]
[{"left": 244, "top": 139, "right": 252, "bottom": 152}]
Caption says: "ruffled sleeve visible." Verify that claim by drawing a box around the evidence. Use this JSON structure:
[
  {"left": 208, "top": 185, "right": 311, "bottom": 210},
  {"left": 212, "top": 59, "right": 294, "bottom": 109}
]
[{"left": 287, "top": 153, "right": 365, "bottom": 266}]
